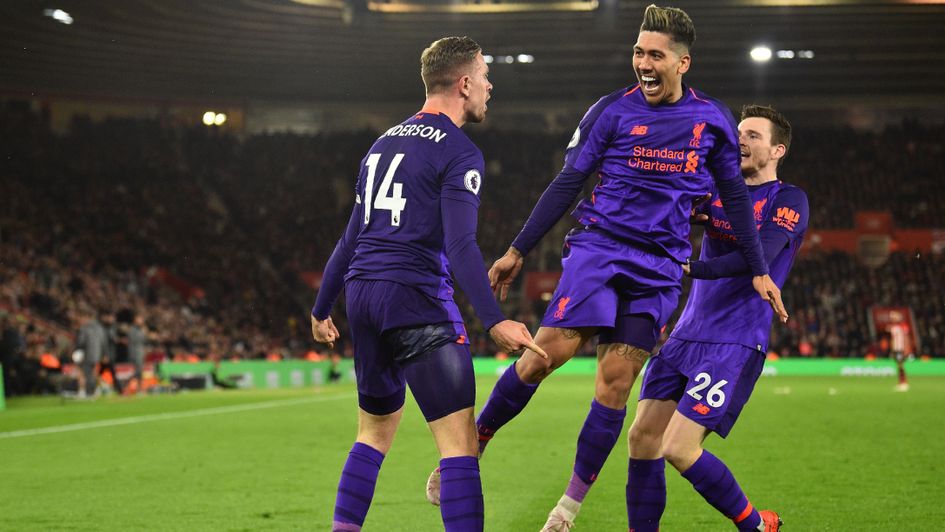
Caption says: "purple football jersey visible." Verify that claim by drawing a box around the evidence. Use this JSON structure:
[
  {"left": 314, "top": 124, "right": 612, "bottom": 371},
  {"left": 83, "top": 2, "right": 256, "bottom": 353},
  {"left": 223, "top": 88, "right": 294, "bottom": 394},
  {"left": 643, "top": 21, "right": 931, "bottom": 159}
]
[
  {"left": 345, "top": 111, "right": 484, "bottom": 301},
  {"left": 671, "top": 181, "right": 810, "bottom": 351},
  {"left": 565, "top": 84, "right": 744, "bottom": 263}
]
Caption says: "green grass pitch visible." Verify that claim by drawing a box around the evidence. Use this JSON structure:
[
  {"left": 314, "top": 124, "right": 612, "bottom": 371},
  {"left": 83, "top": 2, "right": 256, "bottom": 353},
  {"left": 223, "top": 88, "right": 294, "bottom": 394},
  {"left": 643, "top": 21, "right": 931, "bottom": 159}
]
[{"left": 1, "top": 375, "right": 942, "bottom": 531}]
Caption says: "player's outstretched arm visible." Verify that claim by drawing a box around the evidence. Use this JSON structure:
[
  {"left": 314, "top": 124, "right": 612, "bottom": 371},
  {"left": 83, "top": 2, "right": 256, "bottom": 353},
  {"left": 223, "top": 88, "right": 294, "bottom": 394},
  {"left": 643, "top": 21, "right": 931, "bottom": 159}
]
[
  {"left": 488, "top": 320, "right": 548, "bottom": 359},
  {"left": 508, "top": 164, "right": 589, "bottom": 258},
  {"left": 311, "top": 316, "right": 340, "bottom": 349},
  {"left": 488, "top": 247, "right": 524, "bottom": 302}
]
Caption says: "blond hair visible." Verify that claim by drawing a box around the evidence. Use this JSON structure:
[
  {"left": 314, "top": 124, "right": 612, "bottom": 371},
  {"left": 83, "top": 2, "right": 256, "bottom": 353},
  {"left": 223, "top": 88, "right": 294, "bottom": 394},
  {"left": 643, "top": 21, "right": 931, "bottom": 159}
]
[
  {"left": 420, "top": 36, "right": 481, "bottom": 95},
  {"left": 640, "top": 4, "right": 696, "bottom": 51}
]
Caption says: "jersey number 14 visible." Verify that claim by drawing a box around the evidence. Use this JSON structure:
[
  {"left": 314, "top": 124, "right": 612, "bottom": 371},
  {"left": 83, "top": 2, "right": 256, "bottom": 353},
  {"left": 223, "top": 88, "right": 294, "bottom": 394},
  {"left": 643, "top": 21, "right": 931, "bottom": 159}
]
[{"left": 363, "top": 153, "right": 407, "bottom": 227}]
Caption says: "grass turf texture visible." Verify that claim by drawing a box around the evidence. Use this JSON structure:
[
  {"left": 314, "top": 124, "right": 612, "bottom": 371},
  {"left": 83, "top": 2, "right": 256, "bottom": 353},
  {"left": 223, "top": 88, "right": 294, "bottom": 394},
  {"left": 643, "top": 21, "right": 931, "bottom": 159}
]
[{"left": 1, "top": 375, "right": 941, "bottom": 531}]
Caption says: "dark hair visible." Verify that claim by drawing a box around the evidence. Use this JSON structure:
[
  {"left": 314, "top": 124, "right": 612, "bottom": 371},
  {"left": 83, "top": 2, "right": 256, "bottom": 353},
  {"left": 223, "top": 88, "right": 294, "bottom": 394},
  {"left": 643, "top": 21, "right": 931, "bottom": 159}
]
[
  {"left": 420, "top": 36, "right": 482, "bottom": 95},
  {"left": 640, "top": 4, "right": 696, "bottom": 51},
  {"left": 741, "top": 104, "right": 792, "bottom": 164}
]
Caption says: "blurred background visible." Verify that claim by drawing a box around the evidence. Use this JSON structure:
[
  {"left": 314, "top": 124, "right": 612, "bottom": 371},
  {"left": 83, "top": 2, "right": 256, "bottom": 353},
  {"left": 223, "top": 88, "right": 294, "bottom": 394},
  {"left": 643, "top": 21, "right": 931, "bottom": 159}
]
[{"left": 2, "top": 0, "right": 944, "bottom": 397}]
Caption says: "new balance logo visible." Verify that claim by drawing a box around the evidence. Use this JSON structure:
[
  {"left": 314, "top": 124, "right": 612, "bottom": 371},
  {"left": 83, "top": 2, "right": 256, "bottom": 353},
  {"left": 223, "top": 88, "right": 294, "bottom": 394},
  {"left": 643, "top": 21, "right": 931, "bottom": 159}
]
[
  {"left": 692, "top": 403, "right": 711, "bottom": 415},
  {"left": 630, "top": 125, "right": 648, "bottom": 135},
  {"left": 553, "top": 296, "right": 571, "bottom": 320}
]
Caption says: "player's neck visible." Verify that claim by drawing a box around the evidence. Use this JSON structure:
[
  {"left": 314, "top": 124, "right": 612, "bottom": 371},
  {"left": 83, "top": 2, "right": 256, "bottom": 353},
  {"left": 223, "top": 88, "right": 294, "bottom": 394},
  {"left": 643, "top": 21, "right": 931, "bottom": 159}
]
[
  {"left": 421, "top": 95, "right": 465, "bottom": 128},
  {"left": 744, "top": 171, "right": 777, "bottom": 187},
  {"left": 666, "top": 83, "right": 684, "bottom": 104}
]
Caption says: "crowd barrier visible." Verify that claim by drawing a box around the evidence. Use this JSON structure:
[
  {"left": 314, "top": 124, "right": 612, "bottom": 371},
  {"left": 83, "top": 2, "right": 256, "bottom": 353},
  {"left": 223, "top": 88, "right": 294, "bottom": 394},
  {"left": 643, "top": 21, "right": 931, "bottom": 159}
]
[
  {"left": 154, "top": 358, "right": 945, "bottom": 391},
  {"left": 471, "top": 357, "right": 945, "bottom": 377}
]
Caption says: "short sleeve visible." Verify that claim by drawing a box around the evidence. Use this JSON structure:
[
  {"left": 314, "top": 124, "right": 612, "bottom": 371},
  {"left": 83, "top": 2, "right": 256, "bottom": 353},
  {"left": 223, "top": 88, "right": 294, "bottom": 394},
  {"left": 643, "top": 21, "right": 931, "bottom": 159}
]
[{"left": 762, "top": 186, "right": 809, "bottom": 242}]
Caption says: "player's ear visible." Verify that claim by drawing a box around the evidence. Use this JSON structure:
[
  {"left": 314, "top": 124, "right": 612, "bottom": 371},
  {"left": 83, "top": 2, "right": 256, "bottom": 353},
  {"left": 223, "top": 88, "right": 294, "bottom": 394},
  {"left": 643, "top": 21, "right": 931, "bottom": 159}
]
[
  {"left": 677, "top": 53, "right": 691, "bottom": 75},
  {"left": 772, "top": 143, "right": 787, "bottom": 161},
  {"left": 458, "top": 75, "right": 472, "bottom": 98}
]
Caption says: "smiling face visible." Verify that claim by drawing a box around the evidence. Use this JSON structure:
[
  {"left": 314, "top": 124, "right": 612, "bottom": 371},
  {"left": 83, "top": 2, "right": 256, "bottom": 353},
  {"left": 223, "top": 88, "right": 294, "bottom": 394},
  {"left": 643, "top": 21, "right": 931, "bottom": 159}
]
[
  {"left": 462, "top": 52, "right": 492, "bottom": 124},
  {"left": 633, "top": 31, "right": 690, "bottom": 106},
  {"left": 738, "top": 116, "right": 785, "bottom": 178}
]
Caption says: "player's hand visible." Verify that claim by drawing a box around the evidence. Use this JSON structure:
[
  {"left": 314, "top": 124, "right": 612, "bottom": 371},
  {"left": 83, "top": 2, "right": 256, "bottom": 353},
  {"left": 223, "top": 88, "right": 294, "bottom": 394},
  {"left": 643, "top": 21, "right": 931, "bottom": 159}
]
[
  {"left": 752, "top": 275, "right": 789, "bottom": 323},
  {"left": 489, "top": 320, "right": 548, "bottom": 359},
  {"left": 488, "top": 247, "right": 525, "bottom": 302},
  {"left": 682, "top": 261, "right": 691, "bottom": 276},
  {"left": 311, "top": 315, "right": 340, "bottom": 349},
  {"left": 690, "top": 192, "right": 712, "bottom": 224}
]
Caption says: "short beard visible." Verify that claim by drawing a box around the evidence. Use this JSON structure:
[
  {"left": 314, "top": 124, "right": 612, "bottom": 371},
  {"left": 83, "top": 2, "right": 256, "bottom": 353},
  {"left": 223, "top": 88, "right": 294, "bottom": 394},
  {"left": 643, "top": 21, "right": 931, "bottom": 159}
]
[
  {"left": 741, "top": 163, "right": 760, "bottom": 178},
  {"left": 465, "top": 108, "right": 485, "bottom": 124}
]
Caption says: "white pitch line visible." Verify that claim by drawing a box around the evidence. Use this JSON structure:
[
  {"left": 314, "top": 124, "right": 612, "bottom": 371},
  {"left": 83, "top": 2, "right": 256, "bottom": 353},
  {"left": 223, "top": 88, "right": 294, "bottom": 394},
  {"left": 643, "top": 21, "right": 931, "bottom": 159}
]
[{"left": 0, "top": 393, "right": 354, "bottom": 440}]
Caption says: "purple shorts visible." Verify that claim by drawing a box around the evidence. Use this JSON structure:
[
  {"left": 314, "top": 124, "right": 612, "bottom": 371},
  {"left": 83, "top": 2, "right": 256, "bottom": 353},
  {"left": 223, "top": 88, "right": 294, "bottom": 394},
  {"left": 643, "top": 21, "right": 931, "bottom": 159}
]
[
  {"left": 639, "top": 338, "right": 765, "bottom": 438},
  {"left": 345, "top": 279, "right": 469, "bottom": 407},
  {"left": 541, "top": 228, "right": 682, "bottom": 350}
]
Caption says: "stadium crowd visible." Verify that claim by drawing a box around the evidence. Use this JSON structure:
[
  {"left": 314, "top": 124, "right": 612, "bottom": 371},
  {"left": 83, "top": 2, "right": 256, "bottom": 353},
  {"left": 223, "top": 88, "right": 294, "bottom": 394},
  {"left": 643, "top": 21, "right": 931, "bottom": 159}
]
[
  {"left": 2, "top": 104, "right": 944, "bottom": 395},
  {"left": 772, "top": 250, "right": 945, "bottom": 359}
]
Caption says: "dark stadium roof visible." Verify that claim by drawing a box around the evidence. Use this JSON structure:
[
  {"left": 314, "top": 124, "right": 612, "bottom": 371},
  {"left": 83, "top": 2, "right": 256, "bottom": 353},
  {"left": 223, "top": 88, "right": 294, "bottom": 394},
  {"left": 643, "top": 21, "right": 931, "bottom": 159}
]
[{"left": 1, "top": 0, "right": 943, "bottom": 106}]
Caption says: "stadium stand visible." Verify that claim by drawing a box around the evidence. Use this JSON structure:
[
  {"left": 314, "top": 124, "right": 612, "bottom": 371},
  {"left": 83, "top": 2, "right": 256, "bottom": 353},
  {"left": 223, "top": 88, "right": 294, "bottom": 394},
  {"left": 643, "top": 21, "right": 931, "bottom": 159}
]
[{"left": 2, "top": 104, "right": 943, "bottom": 396}]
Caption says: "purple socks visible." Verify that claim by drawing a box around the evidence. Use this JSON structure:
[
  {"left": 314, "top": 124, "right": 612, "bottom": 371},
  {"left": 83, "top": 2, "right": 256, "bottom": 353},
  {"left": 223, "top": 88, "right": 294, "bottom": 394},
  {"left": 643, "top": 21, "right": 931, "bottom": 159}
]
[
  {"left": 333, "top": 446, "right": 484, "bottom": 532},
  {"left": 626, "top": 458, "right": 666, "bottom": 532},
  {"left": 333, "top": 442, "right": 384, "bottom": 531},
  {"left": 559, "top": 399, "right": 626, "bottom": 507},
  {"left": 439, "top": 456, "right": 484, "bottom": 532},
  {"left": 475, "top": 362, "right": 538, "bottom": 455},
  {"left": 682, "top": 450, "right": 762, "bottom": 530}
]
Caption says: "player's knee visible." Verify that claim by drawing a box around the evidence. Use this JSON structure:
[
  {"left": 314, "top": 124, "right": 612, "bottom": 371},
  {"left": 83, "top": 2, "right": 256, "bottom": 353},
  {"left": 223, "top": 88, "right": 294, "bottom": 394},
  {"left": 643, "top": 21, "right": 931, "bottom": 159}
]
[
  {"left": 659, "top": 438, "right": 700, "bottom": 472},
  {"left": 596, "top": 359, "right": 640, "bottom": 402},
  {"left": 595, "top": 379, "right": 632, "bottom": 407},
  {"left": 627, "top": 421, "right": 662, "bottom": 456},
  {"left": 516, "top": 352, "right": 554, "bottom": 384},
  {"left": 428, "top": 408, "right": 478, "bottom": 457}
]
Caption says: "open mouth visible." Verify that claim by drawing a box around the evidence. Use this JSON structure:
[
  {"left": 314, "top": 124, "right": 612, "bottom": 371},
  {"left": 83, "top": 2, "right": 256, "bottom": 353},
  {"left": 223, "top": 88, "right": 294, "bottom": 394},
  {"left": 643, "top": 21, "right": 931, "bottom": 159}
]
[{"left": 640, "top": 74, "right": 661, "bottom": 95}]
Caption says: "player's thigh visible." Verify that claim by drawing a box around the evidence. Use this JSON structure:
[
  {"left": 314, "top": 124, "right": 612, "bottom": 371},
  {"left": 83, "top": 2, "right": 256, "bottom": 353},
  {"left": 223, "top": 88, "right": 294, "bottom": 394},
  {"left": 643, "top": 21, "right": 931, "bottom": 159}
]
[
  {"left": 515, "top": 325, "right": 596, "bottom": 382},
  {"left": 628, "top": 399, "right": 678, "bottom": 458},
  {"left": 540, "top": 229, "right": 621, "bottom": 331},
  {"left": 346, "top": 291, "right": 408, "bottom": 418},
  {"left": 595, "top": 312, "right": 665, "bottom": 403},
  {"left": 613, "top": 248, "right": 683, "bottom": 334},
  {"left": 427, "top": 406, "right": 477, "bottom": 458},
  {"left": 667, "top": 340, "right": 764, "bottom": 440},
  {"left": 356, "top": 406, "right": 404, "bottom": 455},
  {"left": 400, "top": 339, "right": 476, "bottom": 424}
]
